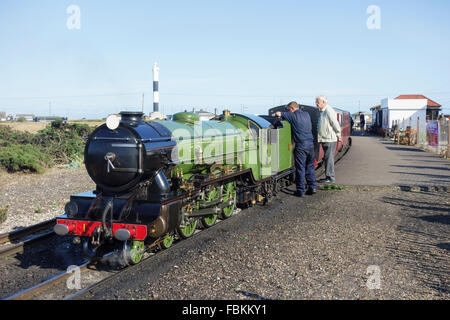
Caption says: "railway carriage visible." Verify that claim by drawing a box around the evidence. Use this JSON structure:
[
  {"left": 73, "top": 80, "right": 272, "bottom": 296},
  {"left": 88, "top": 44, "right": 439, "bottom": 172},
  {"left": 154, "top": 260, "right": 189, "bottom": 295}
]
[{"left": 54, "top": 106, "right": 351, "bottom": 265}]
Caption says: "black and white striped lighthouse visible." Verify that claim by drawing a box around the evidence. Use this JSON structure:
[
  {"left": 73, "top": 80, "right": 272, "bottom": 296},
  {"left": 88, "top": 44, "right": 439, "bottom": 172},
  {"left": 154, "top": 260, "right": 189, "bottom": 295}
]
[{"left": 153, "top": 62, "right": 159, "bottom": 112}]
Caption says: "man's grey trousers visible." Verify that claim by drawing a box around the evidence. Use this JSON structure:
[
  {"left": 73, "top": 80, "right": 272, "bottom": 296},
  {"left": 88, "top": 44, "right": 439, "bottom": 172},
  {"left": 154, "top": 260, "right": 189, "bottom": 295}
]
[{"left": 321, "top": 142, "right": 336, "bottom": 182}]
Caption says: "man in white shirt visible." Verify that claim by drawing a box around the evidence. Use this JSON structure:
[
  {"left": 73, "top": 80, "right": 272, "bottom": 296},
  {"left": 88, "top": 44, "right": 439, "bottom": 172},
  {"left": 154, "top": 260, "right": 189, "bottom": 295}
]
[{"left": 316, "top": 96, "right": 341, "bottom": 184}]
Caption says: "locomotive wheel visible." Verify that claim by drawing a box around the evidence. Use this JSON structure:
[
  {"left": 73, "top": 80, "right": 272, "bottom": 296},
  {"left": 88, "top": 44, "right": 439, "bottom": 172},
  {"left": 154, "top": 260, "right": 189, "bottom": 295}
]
[
  {"left": 221, "top": 181, "right": 236, "bottom": 219},
  {"left": 176, "top": 219, "right": 198, "bottom": 239},
  {"left": 199, "top": 186, "right": 219, "bottom": 228},
  {"left": 200, "top": 214, "right": 218, "bottom": 228},
  {"left": 159, "top": 233, "right": 174, "bottom": 250},
  {"left": 123, "top": 240, "right": 145, "bottom": 265}
]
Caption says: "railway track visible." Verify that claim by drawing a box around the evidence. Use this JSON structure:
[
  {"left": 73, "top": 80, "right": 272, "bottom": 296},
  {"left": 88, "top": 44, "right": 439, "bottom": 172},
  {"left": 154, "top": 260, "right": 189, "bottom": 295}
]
[
  {"left": 3, "top": 207, "right": 240, "bottom": 300},
  {"left": 5, "top": 261, "right": 91, "bottom": 300},
  {"left": 0, "top": 218, "right": 57, "bottom": 258},
  {"left": 3, "top": 226, "right": 213, "bottom": 300},
  {"left": 4, "top": 259, "right": 122, "bottom": 300},
  {"left": 66, "top": 217, "right": 235, "bottom": 300},
  {"left": 3, "top": 144, "right": 351, "bottom": 300}
]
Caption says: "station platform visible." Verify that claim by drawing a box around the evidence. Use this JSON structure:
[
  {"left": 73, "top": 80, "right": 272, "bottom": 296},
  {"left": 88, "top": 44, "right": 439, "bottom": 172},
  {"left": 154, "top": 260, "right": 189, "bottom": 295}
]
[{"left": 333, "top": 134, "right": 450, "bottom": 187}]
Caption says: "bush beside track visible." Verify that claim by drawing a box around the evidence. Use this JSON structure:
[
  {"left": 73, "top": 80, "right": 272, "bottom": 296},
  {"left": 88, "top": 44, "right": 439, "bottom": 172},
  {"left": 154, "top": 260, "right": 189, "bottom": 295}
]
[{"left": 0, "top": 120, "right": 94, "bottom": 174}]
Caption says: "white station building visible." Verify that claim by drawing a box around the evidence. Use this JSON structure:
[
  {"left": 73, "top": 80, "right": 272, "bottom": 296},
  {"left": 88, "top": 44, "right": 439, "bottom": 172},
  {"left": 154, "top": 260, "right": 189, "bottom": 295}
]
[{"left": 380, "top": 95, "right": 441, "bottom": 130}]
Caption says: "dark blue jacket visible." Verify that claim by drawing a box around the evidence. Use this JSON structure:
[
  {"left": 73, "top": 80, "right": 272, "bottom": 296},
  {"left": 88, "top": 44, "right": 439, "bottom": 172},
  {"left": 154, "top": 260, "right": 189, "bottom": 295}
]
[{"left": 281, "top": 109, "right": 314, "bottom": 146}]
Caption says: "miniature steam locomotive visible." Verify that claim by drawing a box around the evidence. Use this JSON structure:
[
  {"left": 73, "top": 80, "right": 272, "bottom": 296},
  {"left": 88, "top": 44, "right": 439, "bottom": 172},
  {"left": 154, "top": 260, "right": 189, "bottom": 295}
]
[{"left": 54, "top": 106, "right": 351, "bottom": 265}]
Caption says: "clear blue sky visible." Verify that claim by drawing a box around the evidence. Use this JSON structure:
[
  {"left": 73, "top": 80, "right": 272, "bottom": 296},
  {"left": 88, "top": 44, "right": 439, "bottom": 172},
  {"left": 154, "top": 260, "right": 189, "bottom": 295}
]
[{"left": 0, "top": 0, "right": 449, "bottom": 118}]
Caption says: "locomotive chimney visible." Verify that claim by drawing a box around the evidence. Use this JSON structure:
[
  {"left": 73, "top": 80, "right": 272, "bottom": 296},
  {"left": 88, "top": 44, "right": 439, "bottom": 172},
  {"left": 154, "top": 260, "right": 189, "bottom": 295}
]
[{"left": 119, "top": 111, "right": 144, "bottom": 123}]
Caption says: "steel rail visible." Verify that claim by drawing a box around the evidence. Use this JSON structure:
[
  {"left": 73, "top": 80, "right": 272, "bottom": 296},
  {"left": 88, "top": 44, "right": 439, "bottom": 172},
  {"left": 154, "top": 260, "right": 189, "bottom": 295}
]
[
  {"left": 0, "top": 218, "right": 58, "bottom": 258},
  {"left": 0, "top": 218, "right": 56, "bottom": 245},
  {"left": 0, "top": 230, "right": 55, "bottom": 259},
  {"left": 5, "top": 261, "right": 91, "bottom": 300}
]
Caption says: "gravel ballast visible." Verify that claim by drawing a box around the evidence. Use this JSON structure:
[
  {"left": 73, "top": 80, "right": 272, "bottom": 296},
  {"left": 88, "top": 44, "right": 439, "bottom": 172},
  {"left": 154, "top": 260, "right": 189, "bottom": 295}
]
[
  {"left": 78, "top": 185, "right": 449, "bottom": 300},
  {"left": 0, "top": 167, "right": 95, "bottom": 234}
]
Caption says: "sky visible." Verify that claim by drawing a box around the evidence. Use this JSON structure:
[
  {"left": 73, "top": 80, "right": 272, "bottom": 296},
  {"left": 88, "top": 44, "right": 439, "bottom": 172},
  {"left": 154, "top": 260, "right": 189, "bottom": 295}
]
[{"left": 0, "top": 0, "right": 449, "bottom": 118}]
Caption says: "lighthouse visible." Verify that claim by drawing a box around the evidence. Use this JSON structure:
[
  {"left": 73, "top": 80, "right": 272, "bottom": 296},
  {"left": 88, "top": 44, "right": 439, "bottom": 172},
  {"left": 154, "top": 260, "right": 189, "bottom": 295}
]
[{"left": 153, "top": 62, "right": 159, "bottom": 112}]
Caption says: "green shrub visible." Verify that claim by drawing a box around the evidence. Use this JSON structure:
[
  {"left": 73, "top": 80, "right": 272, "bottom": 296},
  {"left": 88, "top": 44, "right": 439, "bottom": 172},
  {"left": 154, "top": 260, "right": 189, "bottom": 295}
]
[
  {"left": 0, "top": 143, "right": 50, "bottom": 173},
  {"left": 33, "top": 121, "right": 92, "bottom": 164},
  {"left": 0, "top": 120, "right": 94, "bottom": 173}
]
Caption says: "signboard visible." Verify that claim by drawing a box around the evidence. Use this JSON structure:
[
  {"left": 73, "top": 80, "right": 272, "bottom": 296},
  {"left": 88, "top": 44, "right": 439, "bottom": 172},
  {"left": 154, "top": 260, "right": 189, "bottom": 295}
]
[{"left": 426, "top": 121, "right": 439, "bottom": 147}]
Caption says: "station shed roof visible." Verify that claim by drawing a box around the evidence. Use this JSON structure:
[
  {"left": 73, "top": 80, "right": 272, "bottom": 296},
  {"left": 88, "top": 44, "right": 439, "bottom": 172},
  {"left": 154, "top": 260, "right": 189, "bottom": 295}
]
[{"left": 395, "top": 95, "right": 441, "bottom": 108}]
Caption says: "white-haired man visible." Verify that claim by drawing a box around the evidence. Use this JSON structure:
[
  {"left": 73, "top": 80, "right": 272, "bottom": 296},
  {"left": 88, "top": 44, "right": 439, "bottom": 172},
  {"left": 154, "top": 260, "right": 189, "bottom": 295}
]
[{"left": 316, "top": 96, "right": 341, "bottom": 184}]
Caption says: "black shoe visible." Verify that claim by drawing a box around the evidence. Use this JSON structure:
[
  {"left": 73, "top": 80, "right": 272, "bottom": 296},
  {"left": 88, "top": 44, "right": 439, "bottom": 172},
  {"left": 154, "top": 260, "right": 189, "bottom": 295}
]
[
  {"left": 293, "top": 191, "right": 305, "bottom": 197},
  {"left": 306, "top": 188, "right": 317, "bottom": 195}
]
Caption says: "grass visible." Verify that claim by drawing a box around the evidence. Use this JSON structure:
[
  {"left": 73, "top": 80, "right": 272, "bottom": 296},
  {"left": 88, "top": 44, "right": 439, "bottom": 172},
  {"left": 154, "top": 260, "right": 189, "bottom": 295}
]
[
  {"left": 319, "top": 184, "right": 347, "bottom": 191},
  {"left": 0, "top": 119, "right": 103, "bottom": 134},
  {"left": 0, "top": 205, "right": 9, "bottom": 224}
]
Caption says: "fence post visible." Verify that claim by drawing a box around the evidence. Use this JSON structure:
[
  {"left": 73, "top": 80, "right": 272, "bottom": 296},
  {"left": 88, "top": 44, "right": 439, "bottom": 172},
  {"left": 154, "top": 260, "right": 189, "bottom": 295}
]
[
  {"left": 447, "top": 117, "right": 450, "bottom": 159},
  {"left": 417, "top": 117, "right": 420, "bottom": 145}
]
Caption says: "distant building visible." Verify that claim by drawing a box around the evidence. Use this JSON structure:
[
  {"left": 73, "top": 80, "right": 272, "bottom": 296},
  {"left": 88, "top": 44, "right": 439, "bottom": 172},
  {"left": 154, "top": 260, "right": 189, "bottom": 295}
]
[
  {"left": 148, "top": 111, "right": 166, "bottom": 121},
  {"left": 395, "top": 95, "right": 441, "bottom": 121},
  {"left": 15, "top": 114, "right": 35, "bottom": 122},
  {"left": 380, "top": 95, "right": 442, "bottom": 130},
  {"left": 0, "top": 111, "right": 6, "bottom": 121},
  {"left": 351, "top": 112, "right": 372, "bottom": 127},
  {"left": 34, "top": 116, "right": 65, "bottom": 122},
  {"left": 370, "top": 105, "right": 383, "bottom": 133}
]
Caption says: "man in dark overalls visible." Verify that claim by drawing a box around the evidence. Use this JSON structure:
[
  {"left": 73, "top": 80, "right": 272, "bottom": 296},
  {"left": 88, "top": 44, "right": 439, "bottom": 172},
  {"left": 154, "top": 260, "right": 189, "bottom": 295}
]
[{"left": 275, "top": 101, "right": 317, "bottom": 197}]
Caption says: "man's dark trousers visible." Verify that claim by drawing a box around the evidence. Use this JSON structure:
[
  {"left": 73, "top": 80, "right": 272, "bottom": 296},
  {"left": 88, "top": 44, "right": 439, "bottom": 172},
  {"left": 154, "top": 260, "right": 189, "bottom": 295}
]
[{"left": 294, "top": 141, "right": 316, "bottom": 194}]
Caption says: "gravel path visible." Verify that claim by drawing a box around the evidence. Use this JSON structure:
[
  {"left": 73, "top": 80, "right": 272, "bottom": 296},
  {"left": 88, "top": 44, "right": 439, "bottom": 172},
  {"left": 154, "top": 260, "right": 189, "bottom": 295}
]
[
  {"left": 79, "top": 185, "right": 449, "bottom": 300},
  {"left": 0, "top": 167, "right": 95, "bottom": 234}
]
